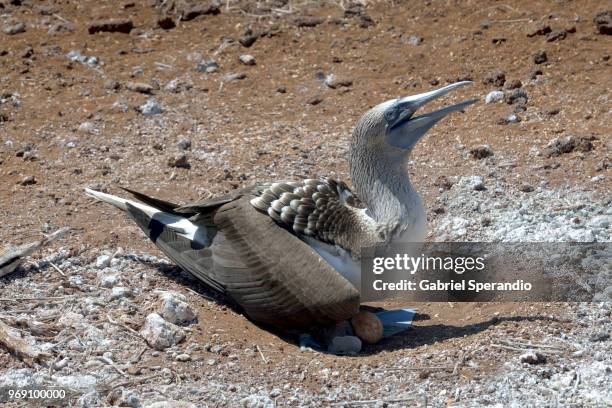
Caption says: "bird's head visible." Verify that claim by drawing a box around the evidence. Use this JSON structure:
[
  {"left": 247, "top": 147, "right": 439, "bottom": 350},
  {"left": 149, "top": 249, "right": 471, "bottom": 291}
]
[{"left": 352, "top": 81, "right": 477, "bottom": 156}]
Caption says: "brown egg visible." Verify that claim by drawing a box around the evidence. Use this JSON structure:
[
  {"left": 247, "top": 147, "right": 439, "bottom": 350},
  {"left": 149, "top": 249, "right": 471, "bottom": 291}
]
[{"left": 350, "top": 311, "right": 383, "bottom": 344}]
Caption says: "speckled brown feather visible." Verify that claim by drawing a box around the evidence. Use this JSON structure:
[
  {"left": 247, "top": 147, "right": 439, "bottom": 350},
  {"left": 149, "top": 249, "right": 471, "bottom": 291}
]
[{"left": 249, "top": 178, "right": 381, "bottom": 256}]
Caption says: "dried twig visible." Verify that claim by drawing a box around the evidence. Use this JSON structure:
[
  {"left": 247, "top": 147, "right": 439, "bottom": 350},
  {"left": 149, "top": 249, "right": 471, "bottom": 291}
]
[
  {"left": 106, "top": 314, "right": 147, "bottom": 343},
  {"left": 97, "top": 356, "right": 129, "bottom": 378},
  {"left": 49, "top": 262, "right": 66, "bottom": 277},
  {"left": 0, "top": 319, "right": 51, "bottom": 365},
  {"left": 256, "top": 345, "right": 268, "bottom": 364},
  {"left": 0, "top": 227, "right": 70, "bottom": 278}
]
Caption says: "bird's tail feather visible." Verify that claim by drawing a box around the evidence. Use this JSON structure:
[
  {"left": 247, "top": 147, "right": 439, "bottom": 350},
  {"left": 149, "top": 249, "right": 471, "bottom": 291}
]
[{"left": 85, "top": 188, "right": 161, "bottom": 219}]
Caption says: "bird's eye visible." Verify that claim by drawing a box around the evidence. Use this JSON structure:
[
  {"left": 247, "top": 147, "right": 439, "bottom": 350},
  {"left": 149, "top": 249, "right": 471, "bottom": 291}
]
[{"left": 384, "top": 108, "right": 398, "bottom": 123}]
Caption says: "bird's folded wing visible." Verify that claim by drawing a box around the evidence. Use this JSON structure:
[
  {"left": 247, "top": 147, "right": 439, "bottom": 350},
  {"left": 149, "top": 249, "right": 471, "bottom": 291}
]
[{"left": 210, "top": 196, "right": 360, "bottom": 328}]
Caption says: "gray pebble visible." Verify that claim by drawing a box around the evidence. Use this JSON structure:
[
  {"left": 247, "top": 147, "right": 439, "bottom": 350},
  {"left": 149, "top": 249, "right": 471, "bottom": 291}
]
[
  {"left": 239, "top": 54, "right": 256, "bottom": 66},
  {"left": 139, "top": 99, "right": 164, "bottom": 115}
]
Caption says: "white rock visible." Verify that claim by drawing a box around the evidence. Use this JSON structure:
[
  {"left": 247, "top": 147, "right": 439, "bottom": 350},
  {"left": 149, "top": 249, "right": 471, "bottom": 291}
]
[
  {"left": 485, "top": 91, "right": 504, "bottom": 104},
  {"left": 239, "top": 54, "right": 256, "bottom": 65},
  {"left": 591, "top": 175, "right": 605, "bottom": 182},
  {"left": 175, "top": 353, "right": 191, "bottom": 362},
  {"left": 140, "top": 313, "right": 185, "bottom": 350},
  {"left": 159, "top": 292, "right": 196, "bottom": 325},
  {"left": 109, "top": 286, "right": 132, "bottom": 300},
  {"left": 95, "top": 255, "right": 111, "bottom": 269},
  {"left": 459, "top": 176, "right": 486, "bottom": 191},
  {"left": 100, "top": 273, "right": 120, "bottom": 288},
  {"left": 506, "top": 114, "right": 520, "bottom": 123},
  {"left": 519, "top": 351, "right": 546, "bottom": 364},
  {"left": 139, "top": 99, "right": 164, "bottom": 115},
  {"left": 78, "top": 122, "right": 96, "bottom": 134}
]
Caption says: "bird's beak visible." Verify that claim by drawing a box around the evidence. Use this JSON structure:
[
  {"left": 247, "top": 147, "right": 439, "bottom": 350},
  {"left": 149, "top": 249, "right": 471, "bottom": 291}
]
[{"left": 386, "top": 81, "right": 477, "bottom": 150}]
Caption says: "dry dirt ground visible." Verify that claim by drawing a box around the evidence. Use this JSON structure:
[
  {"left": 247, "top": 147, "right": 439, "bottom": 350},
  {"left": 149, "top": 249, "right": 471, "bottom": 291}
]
[{"left": 0, "top": 0, "right": 610, "bottom": 407}]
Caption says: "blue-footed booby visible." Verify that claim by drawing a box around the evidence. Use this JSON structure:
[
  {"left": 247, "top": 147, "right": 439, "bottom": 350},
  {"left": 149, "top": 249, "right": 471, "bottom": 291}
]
[{"left": 85, "top": 81, "right": 475, "bottom": 330}]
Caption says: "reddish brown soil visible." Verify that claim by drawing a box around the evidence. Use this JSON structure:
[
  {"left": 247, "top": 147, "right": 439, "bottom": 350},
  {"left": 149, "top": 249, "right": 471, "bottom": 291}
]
[{"left": 0, "top": 0, "right": 609, "bottom": 404}]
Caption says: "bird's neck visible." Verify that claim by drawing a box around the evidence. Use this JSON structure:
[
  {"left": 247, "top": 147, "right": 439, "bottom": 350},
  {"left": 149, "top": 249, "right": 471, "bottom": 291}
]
[{"left": 350, "top": 146, "right": 426, "bottom": 242}]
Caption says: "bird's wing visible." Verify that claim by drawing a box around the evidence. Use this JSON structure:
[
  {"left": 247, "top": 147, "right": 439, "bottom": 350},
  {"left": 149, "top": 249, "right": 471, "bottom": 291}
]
[
  {"left": 90, "top": 187, "right": 360, "bottom": 329},
  {"left": 249, "top": 178, "right": 379, "bottom": 256},
  {"left": 209, "top": 195, "right": 360, "bottom": 328}
]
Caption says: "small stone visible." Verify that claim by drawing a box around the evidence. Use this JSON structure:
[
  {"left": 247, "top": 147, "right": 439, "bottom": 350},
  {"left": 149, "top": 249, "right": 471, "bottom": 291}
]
[
  {"left": 504, "top": 79, "right": 522, "bottom": 90},
  {"left": 140, "top": 313, "right": 186, "bottom": 351},
  {"left": 175, "top": 353, "right": 191, "bottom": 362},
  {"left": 461, "top": 176, "right": 486, "bottom": 191},
  {"left": 239, "top": 54, "right": 256, "bottom": 66},
  {"left": 485, "top": 91, "right": 504, "bottom": 104},
  {"left": 3, "top": 22, "right": 26, "bottom": 35},
  {"left": 222, "top": 73, "right": 246, "bottom": 82},
  {"left": 546, "top": 29, "right": 567, "bottom": 42},
  {"left": 543, "top": 135, "right": 593, "bottom": 157},
  {"left": 594, "top": 11, "right": 612, "bottom": 35},
  {"left": 48, "top": 22, "right": 75, "bottom": 35},
  {"left": 483, "top": 70, "right": 505, "bottom": 87},
  {"left": 525, "top": 23, "right": 551, "bottom": 37},
  {"left": 589, "top": 332, "right": 609, "bottom": 342},
  {"left": 158, "top": 16, "right": 176, "bottom": 30},
  {"left": 276, "top": 86, "right": 287, "bottom": 94},
  {"left": 239, "top": 33, "right": 258, "bottom": 48},
  {"left": 519, "top": 183, "right": 534, "bottom": 193},
  {"left": 100, "top": 274, "right": 120, "bottom": 288},
  {"left": 96, "top": 255, "right": 111, "bottom": 268},
  {"left": 159, "top": 292, "right": 196, "bottom": 325},
  {"left": 519, "top": 351, "right": 547, "bottom": 365},
  {"left": 293, "top": 16, "right": 325, "bottom": 28},
  {"left": 530, "top": 69, "right": 543, "bottom": 79},
  {"left": 19, "top": 175, "right": 36, "bottom": 186},
  {"left": 104, "top": 80, "right": 121, "bottom": 91},
  {"left": 177, "top": 139, "right": 191, "bottom": 150},
  {"left": 328, "top": 336, "right": 362, "bottom": 355},
  {"left": 127, "top": 82, "right": 154, "bottom": 94},
  {"left": 139, "top": 99, "right": 163, "bottom": 115},
  {"left": 404, "top": 35, "right": 423, "bottom": 45},
  {"left": 78, "top": 122, "right": 96, "bottom": 134},
  {"left": 506, "top": 89, "right": 528, "bottom": 105},
  {"left": 109, "top": 286, "right": 132, "bottom": 300},
  {"left": 180, "top": 3, "right": 220, "bottom": 21},
  {"left": 591, "top": 175, "right": 605, "bottom": 183},
  {"left": 469, "top": 145, "right": 494, "bottom": 159},
  {"left": 167, "top": 154, "right": 190, "bottom": 169},
  {"left": 306, "top": 96, "right": 323, "bottom": 105},
  {"left": 533, "top": 50, "right": 548, "bottom": 64},
  {"left": 350, "top": 311, "right": 383, "bottom": 344},
  {"left": 434, "top": 175, "right": 454, "bottom": 190},
  {"left": 506, "top": 114, "right": 520, "bottom": 123},
  {"left": 196, "top": 59, "right": 219, "bottom": 73},
  {"left": 324, "top": 74, "right": 353, "bottom": 89},
  {"left": 206, "top": 359, "right": 217, "bottom": 366},
  {"left": 88, "top": 19, "right": 133, "bottom": 34}
]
